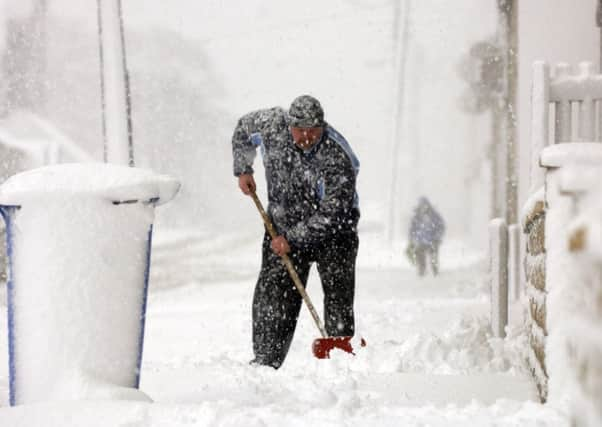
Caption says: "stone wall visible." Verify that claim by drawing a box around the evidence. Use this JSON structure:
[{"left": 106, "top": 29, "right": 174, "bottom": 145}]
[{"left": 523, "top": 199, "right": 547, "bottom": 402}]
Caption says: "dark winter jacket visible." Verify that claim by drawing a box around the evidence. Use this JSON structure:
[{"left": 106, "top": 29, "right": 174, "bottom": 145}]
[
  {"left": 409, "top": 197, "right": 445, "bottom": 247},
  {"left": 232, "top": 107, "right": 360, "bottom": 249}
]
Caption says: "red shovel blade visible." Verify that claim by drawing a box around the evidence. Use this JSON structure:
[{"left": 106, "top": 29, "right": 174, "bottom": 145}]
[{"left": 312, "top": 336, "right": 367, "bottom": 359}]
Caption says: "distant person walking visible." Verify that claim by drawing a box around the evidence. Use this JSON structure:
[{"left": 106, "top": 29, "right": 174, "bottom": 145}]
[{"left": 407, "top": 197, "right": 445, "bottom": 276}]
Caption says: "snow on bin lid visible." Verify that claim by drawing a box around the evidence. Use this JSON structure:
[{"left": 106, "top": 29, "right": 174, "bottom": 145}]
[{"left": 0, "top": 163, "right": 180, "bottom": 206}]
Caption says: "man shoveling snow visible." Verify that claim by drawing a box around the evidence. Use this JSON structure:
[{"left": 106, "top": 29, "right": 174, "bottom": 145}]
[{"left": 231, "top": 94, "right": 361, "bottom": 368}]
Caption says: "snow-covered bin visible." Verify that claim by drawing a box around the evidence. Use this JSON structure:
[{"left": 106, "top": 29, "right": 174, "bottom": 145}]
[{"left": 0, "top": 163, "right": 180, "bottom": 406}]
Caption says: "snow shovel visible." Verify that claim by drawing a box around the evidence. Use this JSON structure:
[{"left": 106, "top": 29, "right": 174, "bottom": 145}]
[{"left": 250, "top": 191, "right": 364, "bottom": 359}]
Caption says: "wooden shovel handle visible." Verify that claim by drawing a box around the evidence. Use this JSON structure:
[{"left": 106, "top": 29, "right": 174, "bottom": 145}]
[{"left": 250, "top": 191, "right": 327, "bottom": 338}]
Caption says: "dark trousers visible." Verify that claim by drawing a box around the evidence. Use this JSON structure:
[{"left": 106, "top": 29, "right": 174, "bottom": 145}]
[
  {"left": 252, "top": 232, "right": 359, "bottom": 368},
  {"left": 414, "top": 243, "right": 440, "bottom": 276}
]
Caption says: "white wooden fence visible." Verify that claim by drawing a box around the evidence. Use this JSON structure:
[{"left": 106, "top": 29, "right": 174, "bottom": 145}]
[{"left": 530, "top": 61, "right": 602, "bottom": 192}]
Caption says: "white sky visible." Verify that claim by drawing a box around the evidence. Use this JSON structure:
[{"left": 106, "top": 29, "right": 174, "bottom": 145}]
[
  {"left": 107, "top": 0, "right": 497, "bottom": 241},
  {"left": 5, "top": 0, "right": 599, "bottom": 244}
]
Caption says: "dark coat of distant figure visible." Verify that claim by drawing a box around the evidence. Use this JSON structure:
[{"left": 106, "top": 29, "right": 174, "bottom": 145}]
[{"left": 408, "top": 197, "right": 445, "bottom": 276}]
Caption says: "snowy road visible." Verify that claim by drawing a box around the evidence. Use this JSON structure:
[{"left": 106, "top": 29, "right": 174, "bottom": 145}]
[{"left": 0, "top": 228, "right": 566, "bottom": 426}]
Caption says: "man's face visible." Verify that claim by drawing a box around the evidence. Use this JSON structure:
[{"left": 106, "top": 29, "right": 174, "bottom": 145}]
[{"left": 290, "top": 126, "right": 323, "bottom": 150}]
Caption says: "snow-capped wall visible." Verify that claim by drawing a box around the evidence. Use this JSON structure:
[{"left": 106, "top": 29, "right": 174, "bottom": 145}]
[
  {"left": 0, "top": 163, "right": 179, "bottom": 405},
  {"left": 524, "top": 61, "right": 602, "bottom": 414},
  {"left": 541, "top": 145, "right": 602, "bottom": 426},
  {"left": 560, "top": 165, "right": 602, "bottom": 427}
]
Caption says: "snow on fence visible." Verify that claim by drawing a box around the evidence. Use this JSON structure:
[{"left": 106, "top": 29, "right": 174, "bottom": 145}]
[
  {"left": 525, "top": 61, "right": 602, "bottom": 418},
  {"left": 530, "top": 61, "right": 602, "bottom": 193},
  {"left": 489, "top": 218, "right": 508, "bottom": 338},
  {"left": 508, "top": 223, "right": 520, "bottom": 301},
  {"left": 487, "top": 220, "right": 520, "bottom": 340}
]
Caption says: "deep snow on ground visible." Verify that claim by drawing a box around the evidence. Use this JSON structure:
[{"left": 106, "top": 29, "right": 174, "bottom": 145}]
[{"left": 0, "top": 223, "right": 568, "bottom": 426}]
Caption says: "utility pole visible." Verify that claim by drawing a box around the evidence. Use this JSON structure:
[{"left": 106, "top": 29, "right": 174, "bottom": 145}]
[
  {"left": 97, "top": 0, "right": 135, "bottom": 166},
  {"left": 596, "top": 0, "right": 602, "bottom": 73},
  {"left": 497, "top": 0, "right": 518, "bottom": 225},
  {"left": 458, "top": 39, "right": 504, "bottom": 219},
  {"left": 387, "top": 0, "right": 412, "bottom": 245}
]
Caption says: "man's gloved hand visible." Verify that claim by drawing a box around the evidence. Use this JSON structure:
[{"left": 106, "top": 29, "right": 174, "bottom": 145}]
[
  {"left": 238, "top": 174, "right": 256, "bottom": 195},
  {"left": 271, "top": 235, "right": 290, "bottom": 256}
]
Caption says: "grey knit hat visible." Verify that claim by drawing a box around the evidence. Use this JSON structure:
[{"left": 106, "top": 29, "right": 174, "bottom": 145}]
[{"left": 288, "top": 95, "right": 325, "bottom": 128}]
